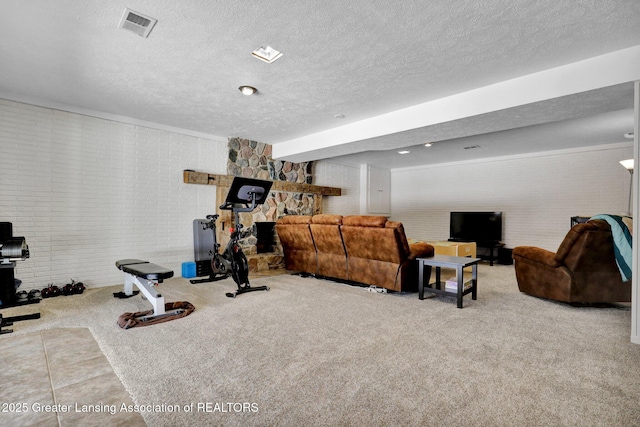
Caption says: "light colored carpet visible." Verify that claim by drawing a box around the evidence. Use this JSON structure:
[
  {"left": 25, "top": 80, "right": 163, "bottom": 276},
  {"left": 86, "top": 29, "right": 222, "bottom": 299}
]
[{"left": 1, "top": 264, "right": 639, "bottom": 426}]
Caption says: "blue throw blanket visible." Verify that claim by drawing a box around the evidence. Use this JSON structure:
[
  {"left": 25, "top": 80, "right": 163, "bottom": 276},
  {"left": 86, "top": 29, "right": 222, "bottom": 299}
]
[{"left": 590, "top": 214, "right": 633, "bottom": 281}]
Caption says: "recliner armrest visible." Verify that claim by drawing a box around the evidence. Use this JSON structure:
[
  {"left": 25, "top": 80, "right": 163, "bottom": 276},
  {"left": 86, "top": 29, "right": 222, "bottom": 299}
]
[
  {"left": 513, "top": 246, "right": 561, "bottom": 268},
  {"left": 408, "top": 242, "right": 435, "bottom": 260}
]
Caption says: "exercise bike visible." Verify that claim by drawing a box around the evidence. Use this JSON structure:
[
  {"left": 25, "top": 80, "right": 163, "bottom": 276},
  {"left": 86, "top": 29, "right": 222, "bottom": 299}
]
[{"left": 190, "top": 177, "right": 273, "bottom": 298}]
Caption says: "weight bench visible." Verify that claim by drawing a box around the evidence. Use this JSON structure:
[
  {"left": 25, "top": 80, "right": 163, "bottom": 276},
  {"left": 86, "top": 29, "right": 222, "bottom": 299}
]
[{"left": 115, "top": 259, "right": 181, "bottom": 322}]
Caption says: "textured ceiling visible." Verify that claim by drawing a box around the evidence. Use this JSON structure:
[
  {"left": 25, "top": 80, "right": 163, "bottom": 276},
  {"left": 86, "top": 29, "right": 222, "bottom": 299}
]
[{"left": 0, "top": 0, "right": 639, "bottom": 168}]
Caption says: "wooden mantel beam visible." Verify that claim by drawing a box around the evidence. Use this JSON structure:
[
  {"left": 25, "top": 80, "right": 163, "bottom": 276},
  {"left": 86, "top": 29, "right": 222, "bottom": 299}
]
[{"left": 183, "top": 170, "right": 341, "bottom": 196}]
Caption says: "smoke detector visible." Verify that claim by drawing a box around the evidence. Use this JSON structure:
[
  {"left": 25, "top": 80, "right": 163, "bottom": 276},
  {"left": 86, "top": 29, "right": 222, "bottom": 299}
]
[{"left": 118, "top": 8, "right": 158, "bottom": 38}]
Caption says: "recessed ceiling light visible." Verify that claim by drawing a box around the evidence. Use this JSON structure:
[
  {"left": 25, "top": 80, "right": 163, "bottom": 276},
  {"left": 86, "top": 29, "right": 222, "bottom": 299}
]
[
  {"left": 239, "top": 86, "right": 257, "bottom": 95},
  {"left": 251, "top": 46, "right": 283, "bottom": 63},
  {"left": 624, "top": 132, "right": 634, "bottom": 139},
  {"left": 334, "top": 113, "right": 345, "bottom": 119},
  {"left": 424, "top": 142, "right": 433, "bottom": 147},
  {"left": 398, "top": 150, "right": 410, "bottom": 154}
]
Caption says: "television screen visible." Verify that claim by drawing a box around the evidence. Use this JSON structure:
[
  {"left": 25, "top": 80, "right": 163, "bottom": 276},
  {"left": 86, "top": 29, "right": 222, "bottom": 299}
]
[{"left": 450, "top": 212, "right": 502, "bottom": 243}]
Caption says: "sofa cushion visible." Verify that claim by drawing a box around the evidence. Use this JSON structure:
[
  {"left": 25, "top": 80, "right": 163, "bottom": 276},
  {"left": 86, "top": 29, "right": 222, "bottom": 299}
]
[
  {"left": 555, "top": 221, "right": 599, "bottom": 263},
  {"left": 341, "top": 216, "right": 410, "bottom": 291},
  {"left": 513, "top": 246, "right": 561, "bottom": 268},
  {"left": 385, "top": 220, "right": 411, "bottom": 256},
  {"left": 275, "top": 215, "right": 316, "bottom": 274},
  {"left": 277, "top": 215, "right": 312, "bottom": 224},
  {"left": 408, "top": 241, "right": 435, "bottom": 260},
  {"left": 342, "top": 225, "right": 405, "bottom": 264},
  {"left": 342, "top": 215, "right": 387, "bottom": 227},
  {"left": 310, "top": 214, "right": 348, "bottom": 280},
  {"left": 312, "top": 214, "right": 343, "bottom": 225}
]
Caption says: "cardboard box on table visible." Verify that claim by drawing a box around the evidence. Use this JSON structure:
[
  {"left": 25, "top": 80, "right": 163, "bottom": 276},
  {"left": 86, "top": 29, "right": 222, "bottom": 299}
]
[{"left": 428, "top": 241, "right": 477, "bottom": 258}]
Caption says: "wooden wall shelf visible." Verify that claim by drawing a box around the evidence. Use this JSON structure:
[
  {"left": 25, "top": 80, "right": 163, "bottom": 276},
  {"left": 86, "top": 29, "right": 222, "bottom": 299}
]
[{"left": 183, "top": 170, "right": 341, "bottom": 196}]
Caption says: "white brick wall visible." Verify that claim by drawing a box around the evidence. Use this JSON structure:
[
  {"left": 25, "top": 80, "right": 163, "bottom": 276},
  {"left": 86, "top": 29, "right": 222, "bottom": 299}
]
[
  {"left": 0, "top": 99, "right": 227, "bottom": 290},
  {"left": 313, "top": 161, "right": 361, "bottom": 215},
  {"left": 391, "top": 144, "right": 634, "bottom": 251}
]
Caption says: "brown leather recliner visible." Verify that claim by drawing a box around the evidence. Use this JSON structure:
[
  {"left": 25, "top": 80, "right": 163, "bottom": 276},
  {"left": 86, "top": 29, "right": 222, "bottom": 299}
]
[
  {"left": 513, "top": 219, "right": 631, "bottom": 303},
  {"left": 310, "top": 214, "right": 348, "bottom": 280},
  {"left": 340, "top": 215, "right": 434, "bottom": 292},
  {"left": 275, "top": 215, "right": 317, "bottom": 274}
]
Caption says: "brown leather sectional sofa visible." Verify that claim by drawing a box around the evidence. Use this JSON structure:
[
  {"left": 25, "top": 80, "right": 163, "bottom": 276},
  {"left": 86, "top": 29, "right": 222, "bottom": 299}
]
[{"left": 275, "top": 214, "right": 434, "bottom": 292}]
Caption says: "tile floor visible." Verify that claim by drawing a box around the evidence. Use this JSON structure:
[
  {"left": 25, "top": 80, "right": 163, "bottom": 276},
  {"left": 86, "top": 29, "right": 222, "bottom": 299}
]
[{"left": 0, "top": 328, "right": 145, "bottom": 427}]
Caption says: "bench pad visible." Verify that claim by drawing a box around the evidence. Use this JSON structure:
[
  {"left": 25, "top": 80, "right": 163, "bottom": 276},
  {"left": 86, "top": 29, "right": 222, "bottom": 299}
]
[{"left": 115, "top": 259, "right": 174, "bottom": 281}]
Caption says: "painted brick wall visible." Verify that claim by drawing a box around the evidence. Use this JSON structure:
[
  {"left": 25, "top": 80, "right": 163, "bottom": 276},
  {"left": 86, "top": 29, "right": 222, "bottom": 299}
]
[
  {"left": 391, "top": 144, "right": 634, "bottom": 251},
  {"left": 314, "top": 161, "right": 361, "bottom": 215},
  {"left": 0, "top": 99, "right": 227, "bottom": 290}
]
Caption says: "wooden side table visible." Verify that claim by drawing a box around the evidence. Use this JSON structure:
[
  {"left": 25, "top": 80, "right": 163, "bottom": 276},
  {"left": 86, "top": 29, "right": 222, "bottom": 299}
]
[{"left": 418, "top": 255, "right": 481, "bottom": 308}]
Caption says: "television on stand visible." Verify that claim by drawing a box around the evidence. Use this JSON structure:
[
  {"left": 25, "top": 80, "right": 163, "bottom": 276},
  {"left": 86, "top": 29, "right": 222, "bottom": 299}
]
[{"left": 449, "top": 212, "right": 503, "bottom": 245}]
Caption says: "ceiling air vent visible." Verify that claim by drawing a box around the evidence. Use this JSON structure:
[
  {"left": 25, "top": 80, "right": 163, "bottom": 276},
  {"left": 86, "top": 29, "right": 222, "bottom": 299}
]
[
  {"left": 463, "top": 145, "right": 481, "bottom": 150},
  {"left": 118, "top": 8, "right": 157, "bottom": 38}
]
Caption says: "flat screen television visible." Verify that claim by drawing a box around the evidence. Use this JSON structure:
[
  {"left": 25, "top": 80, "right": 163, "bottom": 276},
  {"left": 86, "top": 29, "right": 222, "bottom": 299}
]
[{"left": 449, "top": 211, "right": 502, "bottom": 244}]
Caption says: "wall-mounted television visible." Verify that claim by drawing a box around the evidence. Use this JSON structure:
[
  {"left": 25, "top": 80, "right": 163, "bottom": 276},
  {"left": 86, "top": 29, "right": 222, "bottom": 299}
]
[{"left": 449, "top": 212, "right": 503, "bottom": 244}]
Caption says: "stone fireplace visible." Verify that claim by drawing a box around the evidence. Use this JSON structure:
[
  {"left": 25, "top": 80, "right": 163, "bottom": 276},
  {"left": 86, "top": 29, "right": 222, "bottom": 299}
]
[
  {"left": 222, "top": 138, "right": 315, "bottom": 272},
  {"left": 183, "top": 138, "right": 341, "bottom": 273}
]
